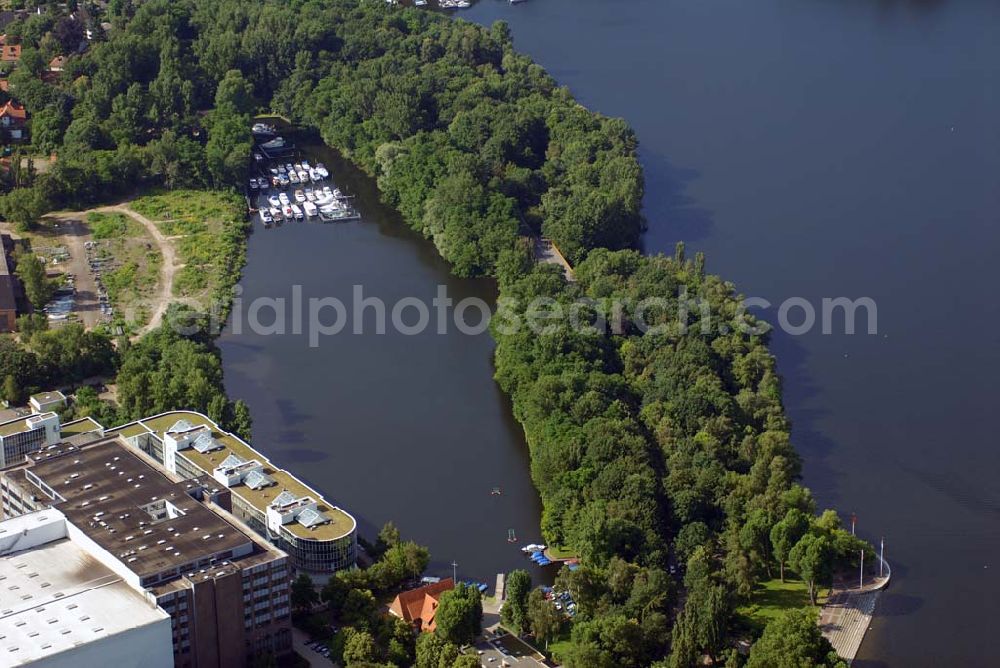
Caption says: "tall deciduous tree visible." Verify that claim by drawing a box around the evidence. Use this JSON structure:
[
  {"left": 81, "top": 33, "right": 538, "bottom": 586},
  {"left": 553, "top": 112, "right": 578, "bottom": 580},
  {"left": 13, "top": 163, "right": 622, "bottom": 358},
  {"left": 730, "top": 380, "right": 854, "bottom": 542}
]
[
  {"left": 434, "top": 583, "right": 482, "bottom": 646},
  {"left": 747, "top": 609, "right": 846, "bottom": 668},
  {"left": 770, "top": 509, "right": 809, "bottom": 582},
  {"left": 789, "top": 532, "right": 834, "bottom": 605},
  {"left": 526, "top": 588, "right": 562, "bottom": 648},
  {"left": 290, "top": 573, "right": 317, "bottom": 614},
  {"left": 501, "top": 569, "right": 531, "bottom": 634}
]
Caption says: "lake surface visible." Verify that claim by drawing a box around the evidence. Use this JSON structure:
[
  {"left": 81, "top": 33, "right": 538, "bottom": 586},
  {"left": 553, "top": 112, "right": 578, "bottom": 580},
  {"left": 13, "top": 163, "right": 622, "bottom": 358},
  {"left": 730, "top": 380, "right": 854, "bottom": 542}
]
[
  {"left": 457, "top": 0, "right": 1000, "bottom": 665},
  {"left": 219, "top": 145, "right": 552, "bottom": 586}
]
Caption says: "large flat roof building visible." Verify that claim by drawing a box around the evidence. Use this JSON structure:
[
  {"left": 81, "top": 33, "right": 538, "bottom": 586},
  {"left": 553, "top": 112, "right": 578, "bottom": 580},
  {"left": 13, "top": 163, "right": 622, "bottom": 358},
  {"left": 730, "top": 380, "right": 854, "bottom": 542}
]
[
  {"left": 0, "top": 432, "right": 293, "bottom": 667},
  {"left": 0, "top": 510, "right": 173, "bottom": 668},
  {"left": 110, "top": 411, "right": 357, "bottom": 575}
]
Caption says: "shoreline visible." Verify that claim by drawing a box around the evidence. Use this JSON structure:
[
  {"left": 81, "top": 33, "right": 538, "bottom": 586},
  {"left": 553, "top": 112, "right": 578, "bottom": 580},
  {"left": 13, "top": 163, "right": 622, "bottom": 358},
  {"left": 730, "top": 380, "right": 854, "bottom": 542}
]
[{"left": 820, "top": 554, "right": 891, "bottom": 663}]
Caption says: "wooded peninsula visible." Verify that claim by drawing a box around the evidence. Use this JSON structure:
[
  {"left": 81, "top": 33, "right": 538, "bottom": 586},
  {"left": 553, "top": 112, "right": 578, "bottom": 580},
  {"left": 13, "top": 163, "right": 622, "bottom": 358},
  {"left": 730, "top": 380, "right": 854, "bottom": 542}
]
[{"left": 0, "top": 2, "right": 871, "bottom": 666}]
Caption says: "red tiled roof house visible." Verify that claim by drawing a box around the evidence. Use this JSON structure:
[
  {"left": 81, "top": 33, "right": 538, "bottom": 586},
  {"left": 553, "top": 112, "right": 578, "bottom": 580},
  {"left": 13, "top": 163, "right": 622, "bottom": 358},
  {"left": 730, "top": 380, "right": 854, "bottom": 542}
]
[
  {"left": 0, "top": 43, "right": 20, "bottom": 63},
  {"left": 388, "top": 578, "right": 455, "bottom": 633},
  {"left": 0, "top": 100, "right": 25, "bottom": 140}
]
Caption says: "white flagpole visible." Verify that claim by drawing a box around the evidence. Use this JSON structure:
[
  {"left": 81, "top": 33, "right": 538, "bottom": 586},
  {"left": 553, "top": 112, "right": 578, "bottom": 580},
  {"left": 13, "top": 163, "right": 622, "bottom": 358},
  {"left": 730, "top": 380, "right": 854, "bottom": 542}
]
[{"left": 880, "top": 537, "right": 885, "bottom": 578}]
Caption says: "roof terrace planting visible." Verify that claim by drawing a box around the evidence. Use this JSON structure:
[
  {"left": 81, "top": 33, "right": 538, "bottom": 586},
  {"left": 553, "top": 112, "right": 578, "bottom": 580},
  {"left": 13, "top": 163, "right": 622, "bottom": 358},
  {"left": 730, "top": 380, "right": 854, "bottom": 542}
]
[{"left": 109, "top": 411, "right": 355, "bottom": 543}]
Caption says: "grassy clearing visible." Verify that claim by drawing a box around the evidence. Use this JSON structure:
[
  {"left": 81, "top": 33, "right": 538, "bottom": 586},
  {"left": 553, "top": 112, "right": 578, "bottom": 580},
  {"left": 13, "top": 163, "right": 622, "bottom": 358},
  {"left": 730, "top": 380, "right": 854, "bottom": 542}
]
[
  {"left": 734, "top": 576, "right": 829, "bottom": 634},
  {"left": 546, "top": 545, "right": 578, "bottom": 560},
  {"left": 131, "top": 189, "right": 249, "bottom": 315},
  {"left": 85, "top": 211, "right": 160, "bottom": 329},
  {"left": 548, "top": 638, "right": 573, "bottom": 664},
  {"left": 87, "top": 211, "right": 139, "bottom": 239}
]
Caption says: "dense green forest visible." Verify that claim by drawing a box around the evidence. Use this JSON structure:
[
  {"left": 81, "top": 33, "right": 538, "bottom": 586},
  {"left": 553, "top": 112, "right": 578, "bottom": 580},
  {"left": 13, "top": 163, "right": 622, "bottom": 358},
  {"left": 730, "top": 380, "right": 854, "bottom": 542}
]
[{"left": 0, "top": 1, "right": 869, "bottom": 666}]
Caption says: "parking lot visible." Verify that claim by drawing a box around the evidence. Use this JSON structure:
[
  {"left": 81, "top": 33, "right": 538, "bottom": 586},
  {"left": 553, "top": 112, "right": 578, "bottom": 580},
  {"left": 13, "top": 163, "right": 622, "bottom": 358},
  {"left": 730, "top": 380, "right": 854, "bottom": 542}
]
[
  {"left": 293, "top": 627, "right": 338, "bottom": 667},
  {"left": 470, "top": 629, "right": 548, "bottom": 668}
]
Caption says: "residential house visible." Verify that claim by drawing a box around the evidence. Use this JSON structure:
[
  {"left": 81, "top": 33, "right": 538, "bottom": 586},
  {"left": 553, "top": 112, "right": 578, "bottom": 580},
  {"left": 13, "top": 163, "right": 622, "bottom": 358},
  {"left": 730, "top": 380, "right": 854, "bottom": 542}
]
[
  {"left": 0, "top": 42, "right": 20, "bottom": 63},
  {"left": 0, "top": 99, "right": 26, "bottom": 140},
  {"left": 49, "top": 55, "right": 67, "bottom": 72},
  {"left": 388, "top": 578, "right": 455, "bottom": 633}
]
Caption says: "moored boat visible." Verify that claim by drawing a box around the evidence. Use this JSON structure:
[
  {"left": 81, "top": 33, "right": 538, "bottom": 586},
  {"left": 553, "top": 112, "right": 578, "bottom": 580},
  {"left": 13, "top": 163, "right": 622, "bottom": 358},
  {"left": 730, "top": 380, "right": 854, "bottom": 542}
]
[
  {"left": 252, "top": 122, "right": 276, "bottom": 137},
  {"left": 260, "top": 136, "right": 286, "bottom": 150}
]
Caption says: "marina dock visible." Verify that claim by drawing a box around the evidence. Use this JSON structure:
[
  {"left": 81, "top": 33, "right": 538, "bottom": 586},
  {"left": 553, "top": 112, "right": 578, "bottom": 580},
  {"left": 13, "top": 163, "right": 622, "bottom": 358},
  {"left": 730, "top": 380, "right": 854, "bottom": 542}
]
[{"left": 248, "top": 125, "right": 361, "bottom": 226}]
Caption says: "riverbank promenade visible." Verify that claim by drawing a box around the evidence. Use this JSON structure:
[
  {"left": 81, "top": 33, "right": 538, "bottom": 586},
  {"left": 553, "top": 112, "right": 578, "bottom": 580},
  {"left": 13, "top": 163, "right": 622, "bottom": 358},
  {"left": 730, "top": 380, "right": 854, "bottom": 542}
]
[{"left": 819, "top": 556, "right": 890, "bottom": 663}]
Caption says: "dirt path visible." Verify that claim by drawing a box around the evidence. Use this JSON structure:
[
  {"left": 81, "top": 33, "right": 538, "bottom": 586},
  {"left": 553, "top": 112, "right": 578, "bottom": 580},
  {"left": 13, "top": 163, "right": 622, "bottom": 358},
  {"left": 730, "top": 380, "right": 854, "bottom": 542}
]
[
  {"left": 105, "top": 205, "right": 179, "bottom": 335},
  {"left": 42, "top": 203, "right": 182, "bottom": 335},
  {"left": 33, "top": 212, "right": 102, "bottom": 329}
]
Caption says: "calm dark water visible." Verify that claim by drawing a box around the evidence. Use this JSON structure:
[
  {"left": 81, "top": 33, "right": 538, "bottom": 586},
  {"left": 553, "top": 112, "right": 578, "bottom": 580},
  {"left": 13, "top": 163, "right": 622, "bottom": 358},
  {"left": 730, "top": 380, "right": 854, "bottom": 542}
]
[
  {"left": 219, "top": 146, "right": 552, "bottom": 586},
  {"left": 459, "top": 0, "right": 1000, "bottom": 665}
]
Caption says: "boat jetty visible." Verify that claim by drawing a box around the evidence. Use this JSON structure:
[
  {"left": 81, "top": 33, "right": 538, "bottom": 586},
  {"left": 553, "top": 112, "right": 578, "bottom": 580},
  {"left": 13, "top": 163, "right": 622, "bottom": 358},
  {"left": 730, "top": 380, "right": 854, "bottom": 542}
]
[{"left": 248, "top": 123, "right": 361, "bottom": 227}]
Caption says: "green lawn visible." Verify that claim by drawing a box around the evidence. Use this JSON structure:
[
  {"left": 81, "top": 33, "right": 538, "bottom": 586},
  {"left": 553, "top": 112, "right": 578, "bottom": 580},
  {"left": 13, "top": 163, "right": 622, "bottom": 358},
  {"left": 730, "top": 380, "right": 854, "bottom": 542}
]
[
  {"left": 87, "top": 212, "right": 140, "bottom": 239},
  {"left": 548, "top": 638, "right": 573, "bottom": 663},
  {"left": 546, "top": 545, "right": 578, "bottom": 560},
  {"left": 735, "top": 577, "right": 829, "bottom": 634}
]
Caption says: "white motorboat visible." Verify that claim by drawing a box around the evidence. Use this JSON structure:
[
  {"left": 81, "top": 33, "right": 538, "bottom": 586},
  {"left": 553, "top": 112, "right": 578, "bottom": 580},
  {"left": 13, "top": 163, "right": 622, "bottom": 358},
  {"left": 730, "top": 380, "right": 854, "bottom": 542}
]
[
  {"left": 278, "top": 192, "right": 290, "bottom": 206},
  {"left": 252, "top": 122, "right": 276, "bottom": 137},
  {"left": 290, "top": 204, "right": 304, "bottom": 220},
  {"left": 260, "top": 136, "right": 285, "bottom": 150},
  {"left": 288, "top": 170, "right": 300, "bottom": 184},
  {"left": 258, "top": 209, "right": 272, "bottom": 225},
  {"left": 269, "top": 206, "right": 282, "bottom": 221},
  {"left": 294, "top": 189, "right": 306, "bottom": 203},
  {"left": 315, "top": 163, "right": 330, "bottom": 178},
  {"left": 303, "top": 201, "right": 318, "bottom": 217},
  {"left": 267, "top": 195, "right": 281, "bottom": 208}
]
